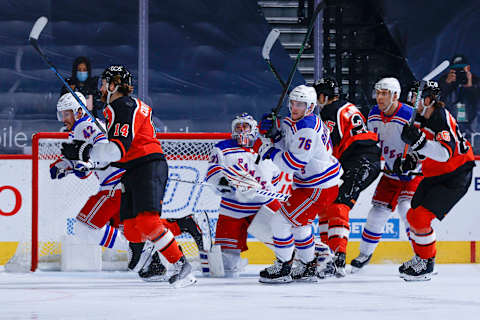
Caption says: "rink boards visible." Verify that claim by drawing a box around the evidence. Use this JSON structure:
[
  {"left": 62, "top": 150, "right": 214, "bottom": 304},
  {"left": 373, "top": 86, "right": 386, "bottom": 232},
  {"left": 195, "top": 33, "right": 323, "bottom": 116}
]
[{"left": 1, "top": 157, "right": 480, "bottom": 265}]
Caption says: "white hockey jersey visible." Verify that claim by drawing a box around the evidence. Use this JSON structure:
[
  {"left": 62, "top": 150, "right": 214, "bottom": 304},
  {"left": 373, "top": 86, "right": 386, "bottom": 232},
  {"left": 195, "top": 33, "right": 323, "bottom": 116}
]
[
  {"left": 51, "top": 116, "right": 125, "bottom": 191},
  {"left": 205, "top": 139, "right": 281, "bottom": 219},
  {"left": 269, "top": 114, "right": 341, "bottom": 189},
  {"left": 367, "top": 102, "right": 421, "bottom": 181}
]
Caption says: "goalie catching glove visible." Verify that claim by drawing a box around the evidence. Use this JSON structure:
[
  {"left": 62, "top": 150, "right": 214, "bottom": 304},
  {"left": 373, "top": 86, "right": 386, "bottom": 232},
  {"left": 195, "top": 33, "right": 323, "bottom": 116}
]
[{"left": 61, "top": 139, "right": 93, "bottom": 162}]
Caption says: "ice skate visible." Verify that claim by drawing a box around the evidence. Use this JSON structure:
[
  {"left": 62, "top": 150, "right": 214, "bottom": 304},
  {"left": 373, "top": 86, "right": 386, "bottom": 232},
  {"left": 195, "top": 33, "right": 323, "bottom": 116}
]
[
  {"left": 350, "top": 253, "right": 372, "bottom": 273},
  {"left": 259, "top": 258, "right": 293, "bottom": 284},
  {"left": 168, "top": 256, "right": 197, "bottom": 288},
  {"left": 333, "top": 252, "right": 347, "bottom": 278},
  {"left": 291, "top": 259, "right": 318, "bottom": 282},
  {"left": 400, "top": 256, "right": 434, "bottom": 282},
  {"left": 138, "top": 252, "right": 167, "bottom": 282}
]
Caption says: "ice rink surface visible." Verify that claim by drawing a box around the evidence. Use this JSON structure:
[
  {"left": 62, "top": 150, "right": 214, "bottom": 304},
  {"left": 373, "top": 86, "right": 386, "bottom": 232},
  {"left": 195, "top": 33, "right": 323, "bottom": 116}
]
[{"left": 1, "top": 264, "right": 479, "bottom": 320}]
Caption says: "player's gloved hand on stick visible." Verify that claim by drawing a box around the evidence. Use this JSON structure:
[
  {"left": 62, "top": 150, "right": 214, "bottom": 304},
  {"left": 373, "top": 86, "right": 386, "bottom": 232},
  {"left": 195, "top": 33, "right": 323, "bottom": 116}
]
[
  {"left": 49, "top": 164, "right": 70, "bottom": 180},
  {"left": 393, "top": 152, "right": 420, "bottom": 176},
  {"left": 73, "top": 161, "right": 95, "bottom": 178},
  {"left": 253, "top": 136, "right": 277, "bottom": 161},
  {"left": 216, "top": 177, "right": 234, "bottom": 194},
  {"left": 401, "top": 124, "right": 426, "bottom": 151},
  {"left": 259, "top": 112, "right": 282, "bottom": 142},
  {"left": 61, "top": 140, "right": 92, "bottom": 161}
]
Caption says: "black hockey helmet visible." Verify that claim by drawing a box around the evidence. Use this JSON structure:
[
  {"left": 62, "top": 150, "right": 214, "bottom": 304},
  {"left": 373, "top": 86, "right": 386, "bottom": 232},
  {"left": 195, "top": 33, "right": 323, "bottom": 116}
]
[
  {"left": 408, "top": 80, "right": 441, "bottom": 102},
  {"left": 101, "top": 65, "right": 132, "bottom": 87},
  {"left": 313, "top": 78, "right": 340, "bottom": 98}
]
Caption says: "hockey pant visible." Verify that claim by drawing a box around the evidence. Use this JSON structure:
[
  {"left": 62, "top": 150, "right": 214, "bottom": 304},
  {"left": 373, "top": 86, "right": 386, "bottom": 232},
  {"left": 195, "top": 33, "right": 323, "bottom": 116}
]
[
  {"left": 408, "top": 163, "right": 473, "bottom": 259},
  {"left": 359, "top": 175, "right": 423, "bottom": 256},
  {"left": 319, "top": 155, "right": 380, "bottom": 253},
  {"left": 74, "top": 189, "right": 128, "bottom": 251}
]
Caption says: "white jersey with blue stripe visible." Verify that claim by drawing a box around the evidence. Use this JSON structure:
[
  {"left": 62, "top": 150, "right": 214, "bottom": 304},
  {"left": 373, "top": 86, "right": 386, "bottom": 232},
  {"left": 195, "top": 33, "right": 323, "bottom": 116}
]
[
  {"left": 69, "top": 116, "right": 124, "bottom": 191},
  {"left": 205, "top": 139, "right": 281, "bottom": 219},
  {"left": 270, "top": 113, "right": 341, "bottom": 189},
  {"left": 367, "top": 102, "right": 421, "bottom": 180}
]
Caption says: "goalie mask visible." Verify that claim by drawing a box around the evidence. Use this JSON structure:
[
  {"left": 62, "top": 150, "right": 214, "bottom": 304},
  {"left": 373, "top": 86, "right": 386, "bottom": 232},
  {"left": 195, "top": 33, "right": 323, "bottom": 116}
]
[
  {"left": 288, "top": 85, "right": 317, "bottom": 120},
  {"left": 56, "top": 92, "right": 87, "bottom": 121},
  {"left": 408, "top": 80, "right": 441, "bottom": 116},
  {"left": 231, "top": 113, "right": 258, "bottom": 147}
]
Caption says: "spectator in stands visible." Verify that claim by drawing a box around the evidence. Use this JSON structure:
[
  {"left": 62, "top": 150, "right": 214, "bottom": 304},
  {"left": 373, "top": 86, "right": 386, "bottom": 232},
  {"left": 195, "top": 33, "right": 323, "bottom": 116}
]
[
  {"left": 60, "top": 56, "right": 103, "bottom": 118},
  {"left": 438, "top": 54, "right": 480, "bottom": 141}
]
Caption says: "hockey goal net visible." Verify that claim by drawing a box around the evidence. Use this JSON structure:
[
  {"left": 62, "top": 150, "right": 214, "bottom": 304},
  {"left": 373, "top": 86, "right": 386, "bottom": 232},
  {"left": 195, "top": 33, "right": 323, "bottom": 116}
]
[{"left": 5, "top": 132, "right": 229, "bottom": 272}]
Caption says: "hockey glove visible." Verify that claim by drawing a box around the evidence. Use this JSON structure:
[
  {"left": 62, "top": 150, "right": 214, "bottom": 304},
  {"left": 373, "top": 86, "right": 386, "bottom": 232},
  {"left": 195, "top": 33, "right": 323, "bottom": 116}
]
[
  {"left": 401, "top": 124, "right": 426, "bottom": 151},
  {"left": 252, "top": 136, "right": 278, "bottom": 161},
  {"left": 259, "top": 112, "right": 282, "bottom": 142},
  {"left": 49, "top": 164, "right": 69, "bottom": 180},
  {"left": 216, "top": 177, "right": 234, "bottom": 194},
  {"left": 73, "top": 161, "right": 95, "bottom": 178},
  {"left": 61, "top": 140, "right": 93, "bottom": 161},
  {"left": 393, "top": 152, "right": 421, "bottom": 176}
]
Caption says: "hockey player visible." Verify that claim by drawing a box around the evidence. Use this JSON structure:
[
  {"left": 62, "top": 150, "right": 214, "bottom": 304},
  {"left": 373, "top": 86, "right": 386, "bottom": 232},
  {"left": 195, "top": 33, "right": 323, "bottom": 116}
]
[
  {"left": 53, "top": 91, "right": 209, "bottom": 281},
  {"left": 350, "top": 77, "right": 422, "bottom": 272},
  {"left": 254, "top": 85, "right": 341, "bottom": 283},
  {"left": 205, "top": 113, "right": 282, "bottom": 277},
  {"left": 61, "top": 65, "right": 195, "bottom": 287},
  {"left": 314, "top": 78, "right": 380, "bottom": 276},
  {"left": 51, "top": 91, "right": 129, "bottom": 256},
  {"left": 396, "top": 80, "right": 474, "bottom": 281}
]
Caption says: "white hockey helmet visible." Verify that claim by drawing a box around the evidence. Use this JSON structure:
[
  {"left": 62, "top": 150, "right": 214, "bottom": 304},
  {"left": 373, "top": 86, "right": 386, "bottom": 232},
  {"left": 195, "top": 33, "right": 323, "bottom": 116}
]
[
  {"left": 56, "top": 92, "right": 86, "bottom": 121},
  {"left": 288, "top": 85, "right": 317, "bottom": 118},
  {"left": 374, "top": 77, "right": 401, "bottom": 99},
  {"left": 231, "top": 112, "right": 258, "bottom": 147}
]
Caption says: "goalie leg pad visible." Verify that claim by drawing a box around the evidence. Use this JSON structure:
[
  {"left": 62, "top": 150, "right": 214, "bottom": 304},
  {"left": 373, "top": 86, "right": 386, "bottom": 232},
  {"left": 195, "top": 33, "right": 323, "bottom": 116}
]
[
  {"left": 74, "top": 220, "right": 128, "bottom": 251},
  {"left": 222, "top": 249, "right": 243, "bottom": 278}
]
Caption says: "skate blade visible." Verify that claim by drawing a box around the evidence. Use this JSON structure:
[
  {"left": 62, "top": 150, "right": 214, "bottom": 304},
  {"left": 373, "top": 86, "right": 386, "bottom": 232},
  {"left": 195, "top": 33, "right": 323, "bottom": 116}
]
[
  {"left": 293, "top": 276, "right": 318, "bottom": 283},
  {"left": 259, "top": 276, "right": 293, "bottom": 284},
  {"left": 172, "top": 274, "right": 197, "bottom": 288},
  {"left": 141, "top": 275, "right": 169, "bottom": 282},
  {"left": 402, "top": 274, "right": 432, "bottom": 282}
]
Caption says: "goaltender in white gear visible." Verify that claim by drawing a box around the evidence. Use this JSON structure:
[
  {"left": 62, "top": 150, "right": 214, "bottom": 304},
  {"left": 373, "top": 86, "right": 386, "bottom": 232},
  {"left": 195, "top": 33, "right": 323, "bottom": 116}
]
[
  {"left": 51, "top": 92, "right": 129, "bottom": 270},
  {"left": 205, "top": 112, "right": 283, "bottom": 277}
]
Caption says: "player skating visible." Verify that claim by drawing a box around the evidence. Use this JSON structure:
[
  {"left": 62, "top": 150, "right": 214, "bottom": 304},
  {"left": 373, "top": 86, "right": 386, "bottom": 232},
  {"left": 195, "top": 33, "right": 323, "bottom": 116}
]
[
  {"left": 61, "top": 65, "right": 196, "bottom": 287},
  {"left": 350, "top": 77, "right": 422, "bottom": 272},
  {"left": 254, "top": 85, "right": 341, "bottom": 283},
  {"left": 396, "top": 81, "right": 475, "bottom": 281},
  {"left": 314, "top": 78, "right": 381, "bottom": 277}
]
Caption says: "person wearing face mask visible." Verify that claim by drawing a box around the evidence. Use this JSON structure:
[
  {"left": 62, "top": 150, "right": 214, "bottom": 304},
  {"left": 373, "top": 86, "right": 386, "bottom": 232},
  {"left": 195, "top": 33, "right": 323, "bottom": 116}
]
[
  {"left": 393, "top": 80, "right": 475, "bottom": 281},
  {"left": 313, "top": 78, "right": 380, "bottom": 277},
  {"left": 60, "top": 56, "right": 102, "bottom": 117}
]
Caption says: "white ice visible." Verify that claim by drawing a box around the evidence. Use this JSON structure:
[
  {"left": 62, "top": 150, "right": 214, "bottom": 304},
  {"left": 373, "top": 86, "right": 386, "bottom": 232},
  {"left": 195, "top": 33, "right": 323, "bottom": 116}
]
[{"left": 1, "top": 264, "right": 479, "bottom": 320}]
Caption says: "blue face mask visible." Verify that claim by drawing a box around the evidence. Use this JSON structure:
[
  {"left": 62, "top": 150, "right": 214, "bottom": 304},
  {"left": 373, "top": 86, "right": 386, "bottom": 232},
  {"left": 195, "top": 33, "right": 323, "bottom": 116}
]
[{"left": 77, "top": 71, "right": 88, "bottom": 82}]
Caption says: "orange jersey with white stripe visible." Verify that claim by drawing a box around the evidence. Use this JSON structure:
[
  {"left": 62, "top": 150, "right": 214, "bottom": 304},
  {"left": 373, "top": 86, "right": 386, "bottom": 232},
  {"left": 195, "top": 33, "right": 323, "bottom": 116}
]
[
  {"left": 320, "top": 100, "right": 378, "bottom": 160},
  {"left": 416, "top": 107, "right": 475, "bottom": 177},
  {"left": 103, "top": 96, "right": 164, "bottom": 169}
]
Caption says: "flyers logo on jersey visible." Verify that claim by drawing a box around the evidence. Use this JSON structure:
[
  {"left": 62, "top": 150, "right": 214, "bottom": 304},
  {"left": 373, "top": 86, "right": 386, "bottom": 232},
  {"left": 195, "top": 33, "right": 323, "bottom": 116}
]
[{"left": 436, "top": 130, "right": 451, "bottom": 142}]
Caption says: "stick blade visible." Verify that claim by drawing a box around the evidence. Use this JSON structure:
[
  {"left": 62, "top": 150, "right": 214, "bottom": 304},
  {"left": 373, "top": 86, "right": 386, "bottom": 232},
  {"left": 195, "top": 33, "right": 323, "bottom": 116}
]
[
  {"left": 422, "top": 60, "right": 450, "bottom": 81},
  {"left": 262, "top": 29, "right": 280, "bottom": 60},
  {"left": 29, "top": 16, "right": 48, "bottom": 41}
]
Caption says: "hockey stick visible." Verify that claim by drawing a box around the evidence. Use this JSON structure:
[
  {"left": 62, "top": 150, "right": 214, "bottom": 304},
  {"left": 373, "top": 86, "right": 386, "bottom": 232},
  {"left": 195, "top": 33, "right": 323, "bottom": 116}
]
[
  {"left": 168, "top": 178, "right": 290, "bottom": 202},
  {"left": 264, "top": 1, "right": 325, "bottom": 139},
  {"left": 29, "top": 16, "right": 106, "bottom": 134},
  {"left": 262, "top": 29, "right": 286, "bottom": 89},
  {"left": 401, "top": 60, "right": 450, "bottom": 158}
]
